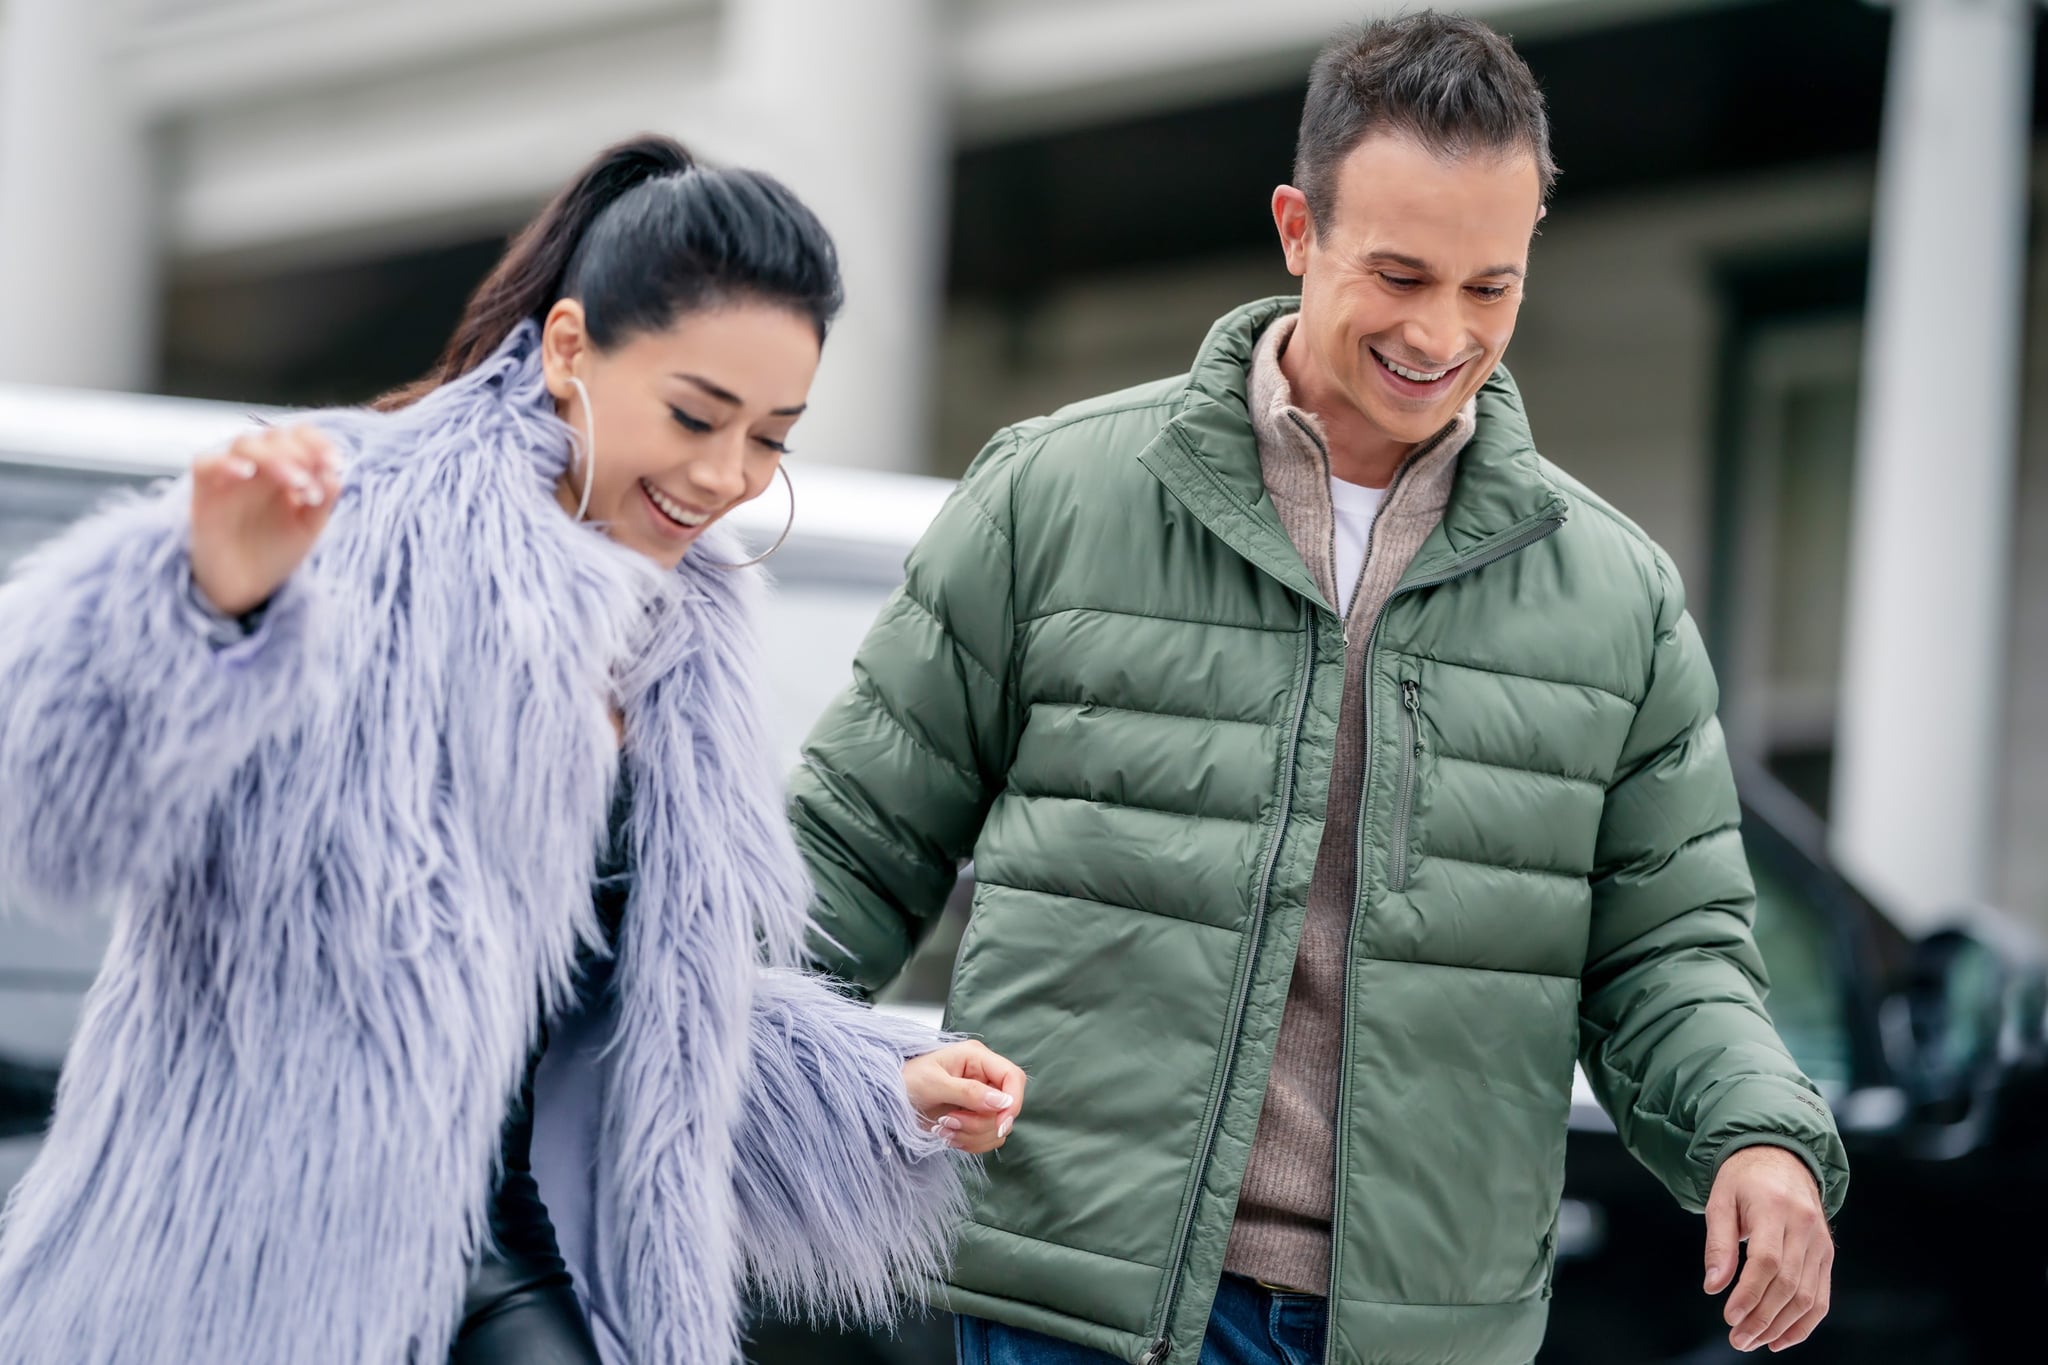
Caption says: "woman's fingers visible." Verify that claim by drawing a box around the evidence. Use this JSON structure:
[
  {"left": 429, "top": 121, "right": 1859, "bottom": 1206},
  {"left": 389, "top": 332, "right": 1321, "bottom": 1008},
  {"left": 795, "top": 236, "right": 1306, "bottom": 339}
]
[
  {"left": 990, "top": 1070, "right": 1024, "bottom": 1141},
  {"left": 979, "top": 1048, "right": 1029, "bottom": 1114},
  {"left": 935, "top": 1106, "right": 1014, "bottom": 1155},
  {"left": 197, "top": 426, "right": 333, "bottom": 512},
  {"left": 945, "top": 1128, "right": 1010, "bottom": 1156},
  {"left": 189, "top": 424, "right": 341, "bottom": 617},
  {"left": 931, "top": 1070, "right": 1014, "bottom": 1117},
  {"left": 904, "top": 1040, "right": 1029, "bottom": 1152},
  {"left": 192, "top": 444, "right": 258, "bottom": 487},
  {"left": 255, "top": 426, "right": 338, "bottom": 508},
  {"left": 936, "top": 1111, "right": 1004, "bottom": 1144},
  {"left": 967, "top": 1042, "right": 1027, "bottom": 1141},
  {"left": 902, "top": 1049, "right": 1010, "bottom": 1118},
  {"left": 950, "top": 1040, "right": 1028, "bottom": 1127}
]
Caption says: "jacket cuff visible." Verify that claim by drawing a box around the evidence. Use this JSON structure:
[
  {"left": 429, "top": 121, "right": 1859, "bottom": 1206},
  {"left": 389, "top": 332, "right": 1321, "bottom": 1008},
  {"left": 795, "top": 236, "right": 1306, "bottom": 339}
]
[
  {"left": 1688, "top": 1075, "right": 1850, "bottom": 1219},
  {"left": 181, "top": 570, "right": 278, "bottom": 651},
  {"left": 1708, "top": 1134, "right": 1831, "bottom": 1210}
]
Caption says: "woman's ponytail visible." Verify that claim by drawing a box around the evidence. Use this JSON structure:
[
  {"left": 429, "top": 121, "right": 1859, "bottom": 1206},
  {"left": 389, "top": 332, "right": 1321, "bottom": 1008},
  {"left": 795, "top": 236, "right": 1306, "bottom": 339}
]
[{"left": 373, "top": 135, "right": 693, "bottom": 411}]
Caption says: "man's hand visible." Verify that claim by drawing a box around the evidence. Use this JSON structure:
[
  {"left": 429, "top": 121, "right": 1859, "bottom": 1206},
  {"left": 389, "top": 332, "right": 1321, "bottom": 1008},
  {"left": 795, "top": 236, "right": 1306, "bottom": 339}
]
[
  {"left": 1703, "top": 1145, "right": 1833, "bottom": 1352},
  {"left": 902, "top": 1040, "right": 1027, "bottom": 1155}
]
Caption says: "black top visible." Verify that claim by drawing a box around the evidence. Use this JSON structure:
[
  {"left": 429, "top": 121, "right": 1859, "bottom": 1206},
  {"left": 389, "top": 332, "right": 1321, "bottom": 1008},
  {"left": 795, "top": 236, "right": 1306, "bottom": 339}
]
[
  {"left": 586, "top": 768, "right": 635, "bottom": 983},
  {"left": 467, "top": 771, "right": 634, "bottom": 1293}
]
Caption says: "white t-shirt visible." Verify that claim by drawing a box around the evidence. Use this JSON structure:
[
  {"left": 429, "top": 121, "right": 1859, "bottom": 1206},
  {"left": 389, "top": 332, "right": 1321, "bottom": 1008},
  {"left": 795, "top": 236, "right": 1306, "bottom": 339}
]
[{"left": 1329, "top": 475, "right": 1387, "bottom": 618}]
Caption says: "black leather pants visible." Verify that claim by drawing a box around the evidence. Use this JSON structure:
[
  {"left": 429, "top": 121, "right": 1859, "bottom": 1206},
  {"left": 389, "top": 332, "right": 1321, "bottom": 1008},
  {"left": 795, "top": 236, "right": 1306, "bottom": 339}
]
[{"left": 449, "top": 1076, "right": 603, "bottom": 1364}]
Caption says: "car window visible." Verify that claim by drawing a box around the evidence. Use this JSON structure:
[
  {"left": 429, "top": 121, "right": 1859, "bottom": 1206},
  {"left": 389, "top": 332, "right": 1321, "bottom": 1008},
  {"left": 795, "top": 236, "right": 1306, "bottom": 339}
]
[{"left": 1745, "top": 838, "right": 1854, "bottom": 1092}]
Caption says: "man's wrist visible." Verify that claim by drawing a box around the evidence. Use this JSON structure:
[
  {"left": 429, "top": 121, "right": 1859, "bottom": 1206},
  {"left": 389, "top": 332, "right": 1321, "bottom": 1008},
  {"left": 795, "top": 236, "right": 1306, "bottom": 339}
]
[{"left": 1716, "top": 1139, "right": 1825, "bottom": 1204}]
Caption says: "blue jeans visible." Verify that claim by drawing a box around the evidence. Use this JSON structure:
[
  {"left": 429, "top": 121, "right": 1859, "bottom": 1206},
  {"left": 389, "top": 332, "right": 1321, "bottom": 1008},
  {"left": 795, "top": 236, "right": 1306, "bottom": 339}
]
[{"left": 955, "top": 1274, "right": 1328, "bottom": 1365}]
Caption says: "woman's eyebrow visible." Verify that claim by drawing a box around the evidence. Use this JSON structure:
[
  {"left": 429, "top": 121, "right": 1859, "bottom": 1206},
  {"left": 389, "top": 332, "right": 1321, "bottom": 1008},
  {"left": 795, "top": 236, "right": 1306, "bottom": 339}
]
[{"left": 674, "top": 373, "right": 807, "bottom": 416}]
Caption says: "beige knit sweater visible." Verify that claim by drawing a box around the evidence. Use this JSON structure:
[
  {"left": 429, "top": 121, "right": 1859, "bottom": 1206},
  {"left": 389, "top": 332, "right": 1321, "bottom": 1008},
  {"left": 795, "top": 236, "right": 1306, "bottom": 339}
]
[{"left": 1222, "top": 314, "right": 1477, "bottom": 1294}]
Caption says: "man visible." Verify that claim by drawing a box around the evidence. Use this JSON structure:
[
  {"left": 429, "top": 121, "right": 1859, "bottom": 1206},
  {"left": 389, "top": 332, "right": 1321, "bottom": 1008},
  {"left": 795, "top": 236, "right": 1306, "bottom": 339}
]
[{"left": 791, "top": 13, "right": 1846, "bottom": 1364}]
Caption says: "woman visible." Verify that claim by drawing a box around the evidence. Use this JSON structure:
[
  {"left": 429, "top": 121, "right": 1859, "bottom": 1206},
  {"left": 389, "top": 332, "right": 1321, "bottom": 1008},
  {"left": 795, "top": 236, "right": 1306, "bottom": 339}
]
[{"left": 0, "top": 136, "right": 1025, "bottom": 1365}]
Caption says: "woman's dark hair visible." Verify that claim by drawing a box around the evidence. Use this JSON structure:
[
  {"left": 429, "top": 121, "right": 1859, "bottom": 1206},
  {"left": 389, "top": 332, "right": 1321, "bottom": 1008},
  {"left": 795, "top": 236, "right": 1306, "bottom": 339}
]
[
  {"left": 1295, "top": 12, "right": 1557, "bottom": 229},
  {"left": 375, "top": 134, "right": 843, "bottom": 410}
]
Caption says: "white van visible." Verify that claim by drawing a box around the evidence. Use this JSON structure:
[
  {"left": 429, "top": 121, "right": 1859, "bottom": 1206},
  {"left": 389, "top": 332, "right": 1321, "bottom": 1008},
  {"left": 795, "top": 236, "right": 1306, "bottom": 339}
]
[{"left": 0, "top": 379, "right": 964, "bottom": 1198}]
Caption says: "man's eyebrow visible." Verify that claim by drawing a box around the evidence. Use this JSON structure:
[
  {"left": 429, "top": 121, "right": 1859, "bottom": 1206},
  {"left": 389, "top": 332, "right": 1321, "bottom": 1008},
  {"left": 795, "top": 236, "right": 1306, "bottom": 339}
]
[
  {"left": 1362, "top": 251, "right": 1525, "bottom": 279},
  {"left": 675, "top": 373, "right": 807, "bottom": 416}
]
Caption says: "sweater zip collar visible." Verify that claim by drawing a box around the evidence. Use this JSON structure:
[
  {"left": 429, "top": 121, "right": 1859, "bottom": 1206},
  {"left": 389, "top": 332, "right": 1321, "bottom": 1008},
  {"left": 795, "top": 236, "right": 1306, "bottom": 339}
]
[{"left": 1140, "top": 300, "right": 1566, "bottom": 612}]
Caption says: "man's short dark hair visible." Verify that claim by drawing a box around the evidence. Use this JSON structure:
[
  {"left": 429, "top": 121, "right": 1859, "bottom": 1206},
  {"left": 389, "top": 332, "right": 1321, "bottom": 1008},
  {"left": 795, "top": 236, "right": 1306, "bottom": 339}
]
[{"left": 1295, "top": 11, "right": 1557, "bottom": 226}]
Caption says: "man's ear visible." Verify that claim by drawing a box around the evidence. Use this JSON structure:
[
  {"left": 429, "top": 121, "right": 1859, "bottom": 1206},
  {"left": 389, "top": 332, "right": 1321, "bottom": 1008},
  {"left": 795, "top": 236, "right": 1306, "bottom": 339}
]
[{"left": 1272, "top": 185, "right": 1315, "bottom": 278}]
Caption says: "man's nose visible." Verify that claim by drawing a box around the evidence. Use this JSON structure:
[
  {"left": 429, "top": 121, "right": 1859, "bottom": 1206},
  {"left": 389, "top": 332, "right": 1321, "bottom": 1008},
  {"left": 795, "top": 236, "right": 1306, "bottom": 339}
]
[{"left": 1399, "top": 291, "right": 1465, "bottom": 366}]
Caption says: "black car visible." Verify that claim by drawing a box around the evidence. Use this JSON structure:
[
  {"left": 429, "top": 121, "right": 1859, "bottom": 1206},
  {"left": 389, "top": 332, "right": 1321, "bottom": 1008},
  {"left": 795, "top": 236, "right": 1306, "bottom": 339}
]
[{"left": 1539, "top": 766, "right": 2048, "bottom": 1365}]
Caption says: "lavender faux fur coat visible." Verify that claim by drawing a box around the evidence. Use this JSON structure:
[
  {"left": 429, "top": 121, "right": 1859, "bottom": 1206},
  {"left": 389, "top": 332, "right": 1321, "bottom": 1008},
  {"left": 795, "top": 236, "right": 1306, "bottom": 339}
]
[{"left": 0, "top": 324, "right": 968, "bottom": 1364}]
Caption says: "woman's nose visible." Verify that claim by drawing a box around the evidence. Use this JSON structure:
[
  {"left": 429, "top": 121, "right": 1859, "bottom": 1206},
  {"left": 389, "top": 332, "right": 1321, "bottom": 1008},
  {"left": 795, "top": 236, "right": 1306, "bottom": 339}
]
[{"left": 687, "top": 439, "right": 750, "bottom": 506}]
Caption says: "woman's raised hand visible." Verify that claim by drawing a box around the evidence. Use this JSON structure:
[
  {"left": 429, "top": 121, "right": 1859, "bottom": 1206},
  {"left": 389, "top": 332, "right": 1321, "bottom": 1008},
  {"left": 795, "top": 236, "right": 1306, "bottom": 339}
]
[
  {"left": 189, "top": 425, "right": 342, "bottom": 617},
  {"left": 902, "top": 1039, "right": 1028, "bottom": 1156}
]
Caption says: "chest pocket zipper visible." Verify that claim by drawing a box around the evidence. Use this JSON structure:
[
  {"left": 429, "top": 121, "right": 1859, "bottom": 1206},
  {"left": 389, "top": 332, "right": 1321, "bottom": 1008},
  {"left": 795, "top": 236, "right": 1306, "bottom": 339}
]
[{"left": 1389, "top": 679, "right": 1423, "bottom": 891}]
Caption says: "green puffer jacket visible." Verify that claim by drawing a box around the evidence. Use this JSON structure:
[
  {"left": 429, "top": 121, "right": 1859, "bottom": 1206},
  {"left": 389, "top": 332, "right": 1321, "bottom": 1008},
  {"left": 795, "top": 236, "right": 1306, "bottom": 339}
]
[{"left": 791, "top": 297, "right": 1849, "bottom": 1365}]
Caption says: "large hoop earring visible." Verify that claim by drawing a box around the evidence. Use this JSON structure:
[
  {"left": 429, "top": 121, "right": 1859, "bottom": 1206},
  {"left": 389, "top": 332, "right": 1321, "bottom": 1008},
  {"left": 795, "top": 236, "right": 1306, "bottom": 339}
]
[
  {"left": 565, "top": 376, "right": 597, "bottom": 521},
  {"left": 709, "top": 463, "right": 795, "bottom": 570}
]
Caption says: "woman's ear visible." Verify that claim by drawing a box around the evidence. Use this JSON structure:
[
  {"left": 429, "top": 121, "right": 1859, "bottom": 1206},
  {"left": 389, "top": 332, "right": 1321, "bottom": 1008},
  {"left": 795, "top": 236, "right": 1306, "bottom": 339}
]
[{"left": 540, "top": 298, "right": 590, "bottom": 401}]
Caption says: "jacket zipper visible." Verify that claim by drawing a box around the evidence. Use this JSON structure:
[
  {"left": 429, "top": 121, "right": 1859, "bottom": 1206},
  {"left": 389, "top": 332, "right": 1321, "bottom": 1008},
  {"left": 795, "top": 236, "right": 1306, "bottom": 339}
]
[
  {"left": 1324, "top": 514, "right": 1564, "bottom": 1364},
  {"left": 1140, "top": 607, "right": 1319, "bottom": 1365},
  {"left": 1389, "top": 679, "right": 1423, "bottom": 893}
]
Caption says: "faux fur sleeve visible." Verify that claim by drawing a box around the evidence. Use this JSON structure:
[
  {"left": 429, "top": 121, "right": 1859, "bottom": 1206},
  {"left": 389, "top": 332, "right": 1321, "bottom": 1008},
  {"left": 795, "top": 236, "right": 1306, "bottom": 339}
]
[
  {"left": 730, "top": 968, "right": 975, "bottom": 1324},
  {"left": 0, "top": 482, "right": 321, "bottom": 912}
]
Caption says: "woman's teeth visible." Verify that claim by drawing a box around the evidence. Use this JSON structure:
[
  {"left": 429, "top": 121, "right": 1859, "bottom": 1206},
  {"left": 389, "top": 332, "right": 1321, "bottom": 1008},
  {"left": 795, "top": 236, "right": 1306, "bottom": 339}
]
[
  {"left": 642, "top": 479, "right": 709, "bottom": 527},
  {"left": 1376, "top": 351, "right": 1454, "bottom": 384}
]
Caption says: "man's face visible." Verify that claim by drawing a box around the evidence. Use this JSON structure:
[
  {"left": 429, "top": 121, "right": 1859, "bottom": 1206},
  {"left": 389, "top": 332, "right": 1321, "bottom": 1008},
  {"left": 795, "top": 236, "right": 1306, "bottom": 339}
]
[{"left": 1276, "top": 131, "right": 1544, "bottom": 450}]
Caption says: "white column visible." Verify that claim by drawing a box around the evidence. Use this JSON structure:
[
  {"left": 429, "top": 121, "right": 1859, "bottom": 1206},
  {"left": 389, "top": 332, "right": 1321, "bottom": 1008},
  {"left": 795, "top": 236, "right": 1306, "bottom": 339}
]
[
  {"left": 1832, "top": 0, "right": 2036, "bottom": 926},
  {"left": 715, "top": 0, "right": 947, "bottom": 473},
  {"left": 0, "top": 0, "right": 159, "bottom": 390}
]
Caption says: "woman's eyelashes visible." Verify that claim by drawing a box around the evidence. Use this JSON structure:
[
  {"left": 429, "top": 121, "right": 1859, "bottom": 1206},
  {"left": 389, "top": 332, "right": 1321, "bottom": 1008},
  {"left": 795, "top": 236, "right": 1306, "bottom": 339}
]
[{"left": 670, "top": 406, "right": 791, "bottom": 453}]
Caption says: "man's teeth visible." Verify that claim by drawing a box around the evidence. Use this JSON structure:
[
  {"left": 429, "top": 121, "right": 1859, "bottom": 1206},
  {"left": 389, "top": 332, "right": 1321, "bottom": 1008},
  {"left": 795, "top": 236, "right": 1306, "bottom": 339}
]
[
  {"left": 1377, "top": 352, "right": 1452, "bottom": 383},
  {"left": 643, "top": 480, "right": 709, "bottom": 526}
]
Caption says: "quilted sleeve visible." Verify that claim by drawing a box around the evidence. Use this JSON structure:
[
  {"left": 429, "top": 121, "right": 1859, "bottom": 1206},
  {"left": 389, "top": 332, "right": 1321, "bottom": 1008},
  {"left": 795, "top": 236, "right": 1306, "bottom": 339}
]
[
  {"left": 1577, "top": 551, "right": 1850, "bottom": 1218},
  {"left": 788, "top": 430, "right": 1023, "bottom": 993}
]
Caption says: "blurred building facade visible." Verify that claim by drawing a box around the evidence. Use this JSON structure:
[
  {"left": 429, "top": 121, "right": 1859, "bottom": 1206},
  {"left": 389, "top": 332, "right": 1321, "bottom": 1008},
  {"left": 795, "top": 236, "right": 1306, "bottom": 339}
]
[{"left": 0, "top": 0, "right": 2043, "bottom": 930}]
